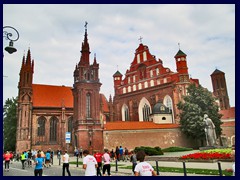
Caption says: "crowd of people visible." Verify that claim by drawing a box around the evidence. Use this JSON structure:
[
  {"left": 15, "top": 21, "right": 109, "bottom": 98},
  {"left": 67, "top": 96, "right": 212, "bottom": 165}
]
[
  {"left": 3, "top": 148, "right": 54, "bottom": 176},
  {"left": 3, "top": 144, "right": 236, "bottom": 176}
]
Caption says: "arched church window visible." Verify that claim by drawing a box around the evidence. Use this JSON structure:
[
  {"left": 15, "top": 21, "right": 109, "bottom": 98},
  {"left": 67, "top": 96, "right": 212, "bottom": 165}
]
[
  {"left": 138, "top": 83, "right": 142, "bottom": 90},
  {"left": 156, "top": 68, "right": 159, "bottom": 76},
  {"left": 137, "top": 54, "right": 140, "bottom": 63},
  {"left": 150, "top": 80, "right": 154, "bottom": 87},
  {"left": 143, "top": 51, "right": 147, "bottom": 61},
  {"left": 144, "top": 81, "right": 148, "bottom": 88},
  {"left": 68, "top": 117, "right": 73, "bottom": 143},
  {"left": 138, "top": 97, "right": 151, "bottom": 121},
  {"left": 37, "top": 116, "right": 46, "bottom": 136},
  {"left": 142, "top": 103, "right": 150, "bottom": 121},
  {"left": 50, "top": 117, "right": 58, "bottom": 142},
  {"left": 163, "top": 95, "right": 173, "bottom": 113},
  {"left": 86, "top": 93, "right": 91, "bottom": 118},
  {"left": 128, "top": 86, "right": 131, "bottom": 93},
  {"left": 122, "top": 104, "right": 130, "bottom": 121},
  {"left": 133, "top": 85, "right": 136, "bottom": 91}
]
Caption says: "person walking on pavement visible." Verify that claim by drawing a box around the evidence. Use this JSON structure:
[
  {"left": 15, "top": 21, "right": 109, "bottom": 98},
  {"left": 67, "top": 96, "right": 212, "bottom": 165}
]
[
  {"left": 119, "top": 146, "right": 124, "bottom": 161},
  {"left": 20, "top": 151, "right": 26, "bottom": 169},
  {"left": 115, "top": 146, "right": 120, "bottom": 161},
  {"left": 34, "top": 152, "right": 44, "bottom": 176},
  {"left": 102, "top": 149, "right": 111, "bottom": 176},
  {"left": 3, "top": 151, "right": 11, "bottom": 171},
  {"left": 62, "top": 150, "right": 71, "bottom": 176},
  {"left": 83, "top": 149, "right": 98, "bottom": 176},
  {"left": 134, "top": 150, "right": 157, "bottom": 176},
  {"left": 130, "top": 150, "right": 137, "bottom": 175},
  {"left": 57, "top": 148, "right": 61, "bottom": 160},
  {"left": 45, "top": 150, "right": 51, "bottom": 168},
  {"left": 79, "top": 147, "right": 83, "bottom": 158},
  {"left": 94, "top": 150, "right": 103, "bottom": 176}
]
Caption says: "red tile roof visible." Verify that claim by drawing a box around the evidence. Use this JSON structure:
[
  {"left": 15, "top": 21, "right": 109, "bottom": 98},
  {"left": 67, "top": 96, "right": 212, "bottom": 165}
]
[
  {"left": 100, "top": 94, "right": 109, "bottom": 112},
  {"left": 219, "top": 107, "right": 235, "bottom": 119},
  {"left": 32, "top": 84, "right": 73, "bottom": 108},
  {"left": 104, "top": 121, "right": 179, "bottom": 130}
]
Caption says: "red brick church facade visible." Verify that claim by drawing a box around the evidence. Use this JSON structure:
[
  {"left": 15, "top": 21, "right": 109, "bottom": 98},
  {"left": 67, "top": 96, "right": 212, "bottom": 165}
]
[{"left": 15, "top": 25, "right": 235, "bottom": 153}]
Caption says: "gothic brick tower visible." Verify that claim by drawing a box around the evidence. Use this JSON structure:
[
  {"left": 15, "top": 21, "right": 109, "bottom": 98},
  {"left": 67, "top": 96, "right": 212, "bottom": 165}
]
[
  {"left": 211, "top": 69, "right": 230, "bottom": 110},
  {"left": 174, "top": 49, "right": 189, "bottom": 82},
  {"left": 72, "top": 23, "right": 103, "bottom": 153},
  {"left": 16, "top": 49, "right": 34, "bottom": 152}
]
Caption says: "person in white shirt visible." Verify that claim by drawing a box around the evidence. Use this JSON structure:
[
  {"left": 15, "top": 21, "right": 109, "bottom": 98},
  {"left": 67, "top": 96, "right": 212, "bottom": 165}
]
[
  {"left": 134, "top": 151, "right": 157, "bottom": 176},
  {"left": 83, "top": 149, "right": 98, "bottom": 176},
  {"left": 102, "top": 149, "right": 111, "bottom": 176},
  {"left": 62, "top": 150, "right": 71, "bottom": 176}
]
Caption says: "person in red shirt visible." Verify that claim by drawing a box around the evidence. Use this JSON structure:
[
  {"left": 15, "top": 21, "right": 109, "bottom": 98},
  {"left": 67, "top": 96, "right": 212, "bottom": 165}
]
[
  {"left": 94, "top": 150, "right": 103, "bottom": 176},
  {"left": 3, "top": 151, "right": 11, "bottom": 171}
]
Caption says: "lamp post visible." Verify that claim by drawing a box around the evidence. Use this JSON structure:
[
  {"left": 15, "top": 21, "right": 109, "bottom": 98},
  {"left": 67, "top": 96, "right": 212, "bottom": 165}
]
[{"left": 3, "top": 26, "right": 19, "bottom": 54}]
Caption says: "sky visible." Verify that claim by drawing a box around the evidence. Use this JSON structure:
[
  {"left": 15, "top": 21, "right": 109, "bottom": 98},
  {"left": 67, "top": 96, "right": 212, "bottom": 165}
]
[{"left": 3, "top": 4, "right": 235, "bottom": 107}]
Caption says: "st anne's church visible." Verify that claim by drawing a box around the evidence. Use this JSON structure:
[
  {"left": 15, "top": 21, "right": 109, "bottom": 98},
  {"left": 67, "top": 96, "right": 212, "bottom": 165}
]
[{"left": 15, "top": 24, "right": 235, "bottom": 153}]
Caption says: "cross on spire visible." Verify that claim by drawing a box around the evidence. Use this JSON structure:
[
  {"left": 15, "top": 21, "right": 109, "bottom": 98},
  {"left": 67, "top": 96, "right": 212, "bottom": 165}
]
[
  {"left": 84, "top": 21, "right": 88, "bottom": 31},
  {"left": 178, "top": 42, "right": 180, "bottom": 50},
  {"left": 138, "top": 36, "right": 143, "bottom": 43}
]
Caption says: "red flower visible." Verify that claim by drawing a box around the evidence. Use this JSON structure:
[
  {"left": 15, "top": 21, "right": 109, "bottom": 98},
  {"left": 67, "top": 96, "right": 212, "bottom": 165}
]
[{"left": 179, "top": 152, "right": 231, "bottom": 160}]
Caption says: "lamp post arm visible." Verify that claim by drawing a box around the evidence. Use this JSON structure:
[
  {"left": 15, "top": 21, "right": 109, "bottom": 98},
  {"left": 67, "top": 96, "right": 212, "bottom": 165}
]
[{"left": 3, "top": 26, "right": 20, "bottom": 42}]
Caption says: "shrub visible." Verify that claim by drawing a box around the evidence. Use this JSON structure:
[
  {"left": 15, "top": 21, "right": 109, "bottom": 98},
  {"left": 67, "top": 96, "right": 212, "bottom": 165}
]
[
  {"left": 134, "top": 146, "right": 163, "bottom": 156},
  {"left": 162, "top": 146, "right": 193, "bottom": 152}
]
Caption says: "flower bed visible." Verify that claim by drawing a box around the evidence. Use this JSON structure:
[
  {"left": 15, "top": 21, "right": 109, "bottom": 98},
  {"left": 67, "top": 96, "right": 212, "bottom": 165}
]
[{"left": 179, "top": 148, "right": 232, "bottom": 161}]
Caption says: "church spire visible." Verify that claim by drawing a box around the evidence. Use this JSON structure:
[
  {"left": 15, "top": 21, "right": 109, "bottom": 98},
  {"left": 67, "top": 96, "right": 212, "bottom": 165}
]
[{"left": 80, "top": 21, "right": 90, "bottom": 65}]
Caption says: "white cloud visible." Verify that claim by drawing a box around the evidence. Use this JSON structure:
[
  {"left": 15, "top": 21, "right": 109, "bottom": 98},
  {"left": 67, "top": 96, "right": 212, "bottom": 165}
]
[{"left": 3, "top": 4, "right": 235, "bottom": 107}]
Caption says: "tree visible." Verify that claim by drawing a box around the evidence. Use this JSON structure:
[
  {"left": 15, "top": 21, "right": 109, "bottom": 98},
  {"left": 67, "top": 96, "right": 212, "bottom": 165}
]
[
  {"left": 3, "top": 97, "right": 17, "bottom": 151},
  {"left": 177, "top": 84, "right": 223, "bottom": 145}
]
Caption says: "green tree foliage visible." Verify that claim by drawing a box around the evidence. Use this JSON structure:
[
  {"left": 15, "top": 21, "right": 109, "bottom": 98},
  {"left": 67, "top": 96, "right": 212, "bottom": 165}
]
[
  {"left": 3, "top": 97, "right": 17, "bottom": 151},
  {"left": 177, "top": 84, "right": 223, "bottom": 142}
]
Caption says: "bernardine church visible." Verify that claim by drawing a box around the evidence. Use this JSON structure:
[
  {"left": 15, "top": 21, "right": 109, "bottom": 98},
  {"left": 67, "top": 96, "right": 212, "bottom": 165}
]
[{"left": 15, "top": 24, "right": 235, "bottom": 153}]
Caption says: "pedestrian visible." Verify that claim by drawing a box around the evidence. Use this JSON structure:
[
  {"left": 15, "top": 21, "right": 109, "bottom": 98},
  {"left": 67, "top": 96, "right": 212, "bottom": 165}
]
[
  {"left": 102, "top": 149, "right": 111, "bottom": 176},
  {"left": 20, "top": 151, "right": 26, "bottom": 169},
  {"left": 110, "top": 149, "right": 115, "bottom": 160},
  {"left": 34, "top": 152, "right": 44, "bottom": 176},
  {"left": 119, "top": 146, "right": 124, "bottom": 161},
  {"left": 62, "top": 150, "right": 71, "bottom": 176},
  {"left": 134, "top": 150, "right": 157, "bottom": 176},
  {"left": 45, "top": 150, "right": 51, "bottom": 168},
  {"left": 79, "top": 146, "right": 83, "bottom": 158},
  {"left": 130, "top": 150, "right": 137, "bottom": 174},
  {"left": 94, "top": 150, "right": 103, "bottom": 176},
  {"left": 49, "top": 148, "right": 54, "bottom": 166},
  {"left": 32, "top": 149, "right": 37, "bottom": 162},
  {"left": 24, "top": 150, "right": 29, "bottom": 167},
  {"left": 83, "top": 149, "right": 98, "bottom": 176},
  {"left": 115, "top": 146, "right": 120, "bottom": 161},
  {"left": 3, "top": 151, "right": 11, "bottom": 171},
  {"left": 16, "top": 151, "right": 20, "bottom": 162},
  {"left": 57, "top": 148, "right": 61, "bottom": 160},
  {"left": 124, "top": 147, "right": 129, "bottom": 161},
  {"left": 74, "top": 147, "right": 77, "bottom": 156},
  {"left": 27, "top": 149, "right": 32, "bottom": 167}
]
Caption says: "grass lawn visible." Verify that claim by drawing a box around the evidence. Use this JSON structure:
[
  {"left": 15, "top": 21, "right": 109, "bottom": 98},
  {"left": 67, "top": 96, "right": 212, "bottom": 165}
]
[{"left": 69, "top": 161, "right": 233, "bottom": 176}]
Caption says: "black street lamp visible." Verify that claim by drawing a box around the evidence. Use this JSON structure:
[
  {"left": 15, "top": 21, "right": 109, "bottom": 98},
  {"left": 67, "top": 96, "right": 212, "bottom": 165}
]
[{"left": 3, "top": 26, "right": 19, "bottom": 54}]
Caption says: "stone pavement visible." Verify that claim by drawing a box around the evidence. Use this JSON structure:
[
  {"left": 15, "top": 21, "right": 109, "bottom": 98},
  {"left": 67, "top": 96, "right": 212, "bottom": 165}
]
[{"left": 51, "top": 150, "right": 234, "bottom": 176}]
